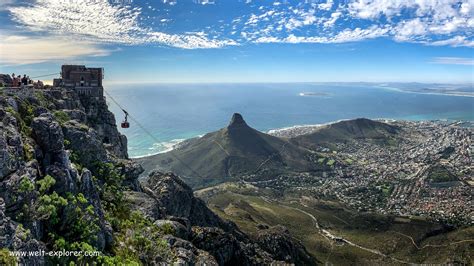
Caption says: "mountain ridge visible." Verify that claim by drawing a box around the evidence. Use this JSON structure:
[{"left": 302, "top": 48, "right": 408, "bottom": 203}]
[
  {"left": 291, "top": 117, "right": 401, "bottom": 149},
  {"left": 137, "top": 114, "right": 401, "bottom": 188}
]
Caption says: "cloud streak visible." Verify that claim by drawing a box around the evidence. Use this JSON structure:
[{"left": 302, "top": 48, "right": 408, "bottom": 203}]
[
  {"left": 0, "top": 35, "right": 111, "bottom": 65},
  {"left": 431, "top": 57, "right": 474, "bottom": 66},
  {"left": 9, "top": 0, "right": 235, "bottom": 49}
]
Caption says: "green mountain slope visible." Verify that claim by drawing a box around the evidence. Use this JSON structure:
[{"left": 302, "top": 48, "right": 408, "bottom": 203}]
[
  {"left": 292, "top": 118, "right": 400, "bottom": 149},
  {"left": 137, "top": 113, "right": 324, "bottom": 188}
]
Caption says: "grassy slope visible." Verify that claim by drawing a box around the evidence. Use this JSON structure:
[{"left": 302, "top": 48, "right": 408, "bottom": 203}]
[
  {"left": 137, "top": 118, "right": 325, "bottom": 188},
  {"left": 292, "top": 118, "right": 401, "bottom": 149},
  {"left": 201, "top": 187, "right": 473, "bottom": 265}
]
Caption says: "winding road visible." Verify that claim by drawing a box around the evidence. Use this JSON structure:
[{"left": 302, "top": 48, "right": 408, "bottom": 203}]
[{"left": 280, "top": 203, "right": 411, "bottom": 264}]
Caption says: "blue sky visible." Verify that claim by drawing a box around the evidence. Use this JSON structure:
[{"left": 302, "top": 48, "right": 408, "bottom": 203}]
[{"left": 0, "top": 0, "right": 473, "bottom": 83}]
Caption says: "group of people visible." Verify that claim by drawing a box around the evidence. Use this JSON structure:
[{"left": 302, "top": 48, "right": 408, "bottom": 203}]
[
  {"left": 9, "top": 73, "right": 43, "bottom": 88},
  {"left": 11, "top": 73, "right": 32, "bottom": 87}
]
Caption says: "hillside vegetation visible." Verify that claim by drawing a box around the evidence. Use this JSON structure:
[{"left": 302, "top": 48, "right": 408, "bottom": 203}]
[{"left": 138, "top": 113, "right": 330, "bottom": 188}]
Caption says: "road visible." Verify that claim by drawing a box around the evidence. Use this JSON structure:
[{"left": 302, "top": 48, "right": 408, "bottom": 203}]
[{"left": 281, "top": 202, "right": 411, "bottom": 264}]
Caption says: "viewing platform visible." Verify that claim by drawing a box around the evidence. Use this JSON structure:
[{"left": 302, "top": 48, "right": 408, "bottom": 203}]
[{"left": 1, "top": 64, "right": 105, "bottom": 99}]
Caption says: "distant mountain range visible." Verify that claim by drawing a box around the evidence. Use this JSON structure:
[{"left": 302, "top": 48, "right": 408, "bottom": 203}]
[{"left": 136, "top": 114, "right": 399, "bottom": 188}]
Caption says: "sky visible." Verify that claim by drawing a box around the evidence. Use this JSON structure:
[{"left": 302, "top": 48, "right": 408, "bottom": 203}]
[{"left": 0, "top": 0, "right": 473, "bottom": 84}]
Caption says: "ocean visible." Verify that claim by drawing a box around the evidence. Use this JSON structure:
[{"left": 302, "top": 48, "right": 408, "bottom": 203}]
[{"left": 105, "top": 83, "right": 474, "bottom": 158}]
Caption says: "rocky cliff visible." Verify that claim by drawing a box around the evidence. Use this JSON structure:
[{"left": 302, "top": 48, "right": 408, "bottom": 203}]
[{"left": 0, "top": 87, "right": 315, "bottom": 265}]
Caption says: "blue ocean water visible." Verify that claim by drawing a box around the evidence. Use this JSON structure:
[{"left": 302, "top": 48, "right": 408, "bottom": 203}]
[{"left": 105, "top": 83, "right": 474, "bottom": 158}]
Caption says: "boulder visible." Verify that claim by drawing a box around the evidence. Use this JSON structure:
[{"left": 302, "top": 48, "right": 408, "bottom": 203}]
[
  {"left": 116, "top": 160, "right": 143, "bottom": 191},
  {"left": 154, "top": 219, "right": 189, "bottom": 239},
  {"left": 61, "top": 120, "right": 107, "bottom": 168},
  {"left": 190, "top": 227, "right": 273, "bottom": 265},
  {"left": 124, "top": 191, "right": 164, "bottom": 221},
  {"left": 142, "top": 171, "right": 230, "bottom": 229},
  {"left": 255, "top": 225, "right": 316, "bottom": 265},
  {"left": 31, "top": 113, "right": 64, "bottom": 154},
  {"left": 0, "top": 74, "right": 12, "bottom": 86},
  {"left": 164, "top": 235, "right": 218, "bottom": 265}
]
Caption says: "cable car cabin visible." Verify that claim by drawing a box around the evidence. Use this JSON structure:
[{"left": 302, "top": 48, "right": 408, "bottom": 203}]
[
  {"left": 121, "top": 121, "right": 130, "bottom": 128},
  {"left": 121, "top": 110, "right": 130, "bottom": 128}
]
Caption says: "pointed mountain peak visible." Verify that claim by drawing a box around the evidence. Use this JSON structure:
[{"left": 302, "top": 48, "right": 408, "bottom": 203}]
[{"left": 228, "top": 113, "right": 248, "bottom": 128}]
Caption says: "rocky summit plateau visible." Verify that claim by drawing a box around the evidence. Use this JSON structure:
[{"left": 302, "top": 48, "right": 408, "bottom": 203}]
[{"left": 0, "top": 87, "right": 314, "bottom": 265}]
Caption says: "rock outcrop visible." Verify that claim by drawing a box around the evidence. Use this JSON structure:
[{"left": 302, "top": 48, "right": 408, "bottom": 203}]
[
  {"left": 142, "top": 171, "right": 231, "bottom": 229},
  {"left": 0, "top": 74, "right": 12, "bottom": 86},
  {"left": 0, "top": 88, "right": 133, "bottom": 264},
  {"left": 126, "top": 171, "right": 316, "bottom": 265},
  {"left": 0, "top": 197, "right": 46, "bottom": 265},
  {"left": 256, "top": 225, "right": 317, "bottom": 265},
  {"left": 0, "top": 87, "right": 316, "bottom": 265},
  {"left": 0, "top": 107, "right": 23, "bottom": 179}
]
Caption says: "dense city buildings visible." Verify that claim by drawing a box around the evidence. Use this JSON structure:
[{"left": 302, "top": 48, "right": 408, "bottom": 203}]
[{"left": 249, "top": 120, "right": 473, "bottom": 225}]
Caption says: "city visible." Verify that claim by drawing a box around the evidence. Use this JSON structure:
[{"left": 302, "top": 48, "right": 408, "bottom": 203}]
[{"left": 243, "top": 120, "right": 473, "bottom": 226}]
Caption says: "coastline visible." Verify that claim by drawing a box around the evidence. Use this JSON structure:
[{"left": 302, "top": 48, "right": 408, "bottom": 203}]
[
  {"left": 130, "top": 138, "right": 186, "bottom": 159},
  {"left": 374, "top": 85, "right": 474, "bottom": 98}
]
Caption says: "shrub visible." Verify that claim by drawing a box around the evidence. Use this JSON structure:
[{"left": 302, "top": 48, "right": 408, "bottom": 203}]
[
  {"left": 53, "top": 110, "right": 70, "bottom": 125},
  {"left": 18, "top": 99, "right": 34, "bottom": 126},
  {"left": 36, "top": 192, "right": 67, "bottom": 224},
  {"left": 94, "top": 162, "right": 127, "bottom": 218},
  {"left": 0, "top": 249, "right": 17, "bottom": 265},
  {"left": 36, "top": 175, "right": 56, "bottom": 194},
  {"left": 19, "top": 176, "right": 35, "bottom": 193},
  {"left": 5, "top": 106, "right": 32, "bottom": 136},
  {"left": 113, "top": 211, "right": 174, "bottom": 263},
  {"left": 63, "top": 139, "right": 71, "bottom": 146},
  {"left": 23, "top": 143, "right": 34, "bottom": 161}
]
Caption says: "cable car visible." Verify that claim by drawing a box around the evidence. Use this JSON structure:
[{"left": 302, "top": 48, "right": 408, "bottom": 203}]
[{"left": 121, "top": 110, "right": 130, "bottom": 128}]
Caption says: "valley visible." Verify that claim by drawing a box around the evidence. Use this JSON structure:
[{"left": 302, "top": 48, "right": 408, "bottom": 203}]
[
  {"left": 138, "top": 113, "right": 473, "bottom": 264},
  {"left": 197, "top": 183, "right": 473, "bottom": 265}
]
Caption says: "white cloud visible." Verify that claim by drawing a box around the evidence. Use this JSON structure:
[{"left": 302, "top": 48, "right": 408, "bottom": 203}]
[
  {"left": 5, "top": 0, "right": 474, "bottom": 50},
  {"left": 318, "top": 0, "right": 333, "bottom": 11},
  {"left": 246, "top": 0, "right": 474, "bottom": 47},
  {"left": 9, "top": 0, "right": 143, "bottom": 44},
  {"left": 9, "top": 0, "right": 234, "bottom": 49},
  {"left": 255, "top": 26, "right": 389, "bottom": 44},
  {"left": 393, "top": 18, "right": 426, "bottom": 41},
  {"left": 331, "top": 26, "right": 390, "bottom": 43},
  {"left": 431, "top": 57, "right": 474, "bottom": 65},
  {"left": 347, "top": 0, "right": 461, "bottom": 20},
  {"left": 0, "top": 35, "right": 110, "bottom": 65},
  {"left": 163, "top": 0, "right": 177, "bottom": 6},
  {"left": 460, "top": 1, "right": 474, "bottom": 15},
  {"left": 427, "top": 36, "right": 474, "bottom": 47},
  {"left": 194, "top": 0, "right": 215, "bottom": 5},
  {"left": 146, "top": 32, "right": 237, "bottom": 49},
  {"left": 323, "top": 11, "right": 342, "bottom": 28},
  {"left": 348, "top": 0, "right": 473, "bottom": 37}
]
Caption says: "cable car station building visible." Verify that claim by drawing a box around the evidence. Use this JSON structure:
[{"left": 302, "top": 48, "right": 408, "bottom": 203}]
[{"left": 53, "top": 65, "right": 104, "bottom": 97}]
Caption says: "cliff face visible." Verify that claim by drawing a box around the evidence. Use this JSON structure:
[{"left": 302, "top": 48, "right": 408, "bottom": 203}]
[
  {"left": 0, "top": 88, "right": 314, "bottom": 265},
  {"left": 0, "top": 88, "right": 134, "bottom": 264}
]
